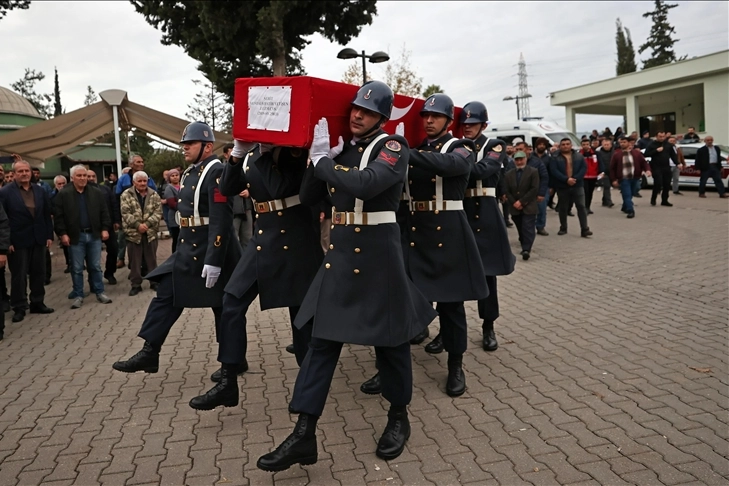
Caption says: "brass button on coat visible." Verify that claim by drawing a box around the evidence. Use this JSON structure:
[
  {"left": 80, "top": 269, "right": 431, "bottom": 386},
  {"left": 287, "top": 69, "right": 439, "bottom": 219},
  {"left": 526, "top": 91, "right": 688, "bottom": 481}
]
[
  {"left": 329, "top": 244, "right": 334, "bottom": 250},
  {"left": 354, "top": 227, "right": 361, "bottom": 233},
  {"left": 258, "top": 229, "right": 263, "bottom": 235},
  {"left": 353, "top": 269, "right": 360, "bottom": 274},
  {"left": 325, "top": 263, "right": 331, "bottom": 269},
  {"left": 283, "top": 246, "right": 288, "bottom": 250},
  {"left": 438, "top": 243, "right": 443, "bottom": 248},
  {"left": 410, "top": 242, "right": 415, "bottom": 247},
  {"left": 354, "top": 248, "right": 361, "bottom": 253},
  {"left": 257, "top": 246, "right": 262, "bottom": 251},
  {"left": 411, "top": 227, "right": 416, "bottom": 231},
  {"left": 280, "top": 229, "right": 286, "bottom": 234},
  {"left": 436, "top": 226, "right": 441, "bottom": 231},
  {"left": 330, "top": 187, "right": 336, "bottom": 193},
  {"left": 193, "top": 257, "right": 197, "bottom": 260},
  {"left": 277, "top": 211, "right": 283, "bottom": 216}
]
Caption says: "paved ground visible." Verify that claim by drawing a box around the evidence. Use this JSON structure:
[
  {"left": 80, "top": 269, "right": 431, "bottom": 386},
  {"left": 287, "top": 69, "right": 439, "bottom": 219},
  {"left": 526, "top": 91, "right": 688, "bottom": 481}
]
[{"left": 0, "top": 188, "right": 727, "bottom": 486}]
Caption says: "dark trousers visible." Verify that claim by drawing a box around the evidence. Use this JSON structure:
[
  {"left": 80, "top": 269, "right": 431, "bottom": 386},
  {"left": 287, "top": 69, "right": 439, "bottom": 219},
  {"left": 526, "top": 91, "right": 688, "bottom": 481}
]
[
  {"left": 169, "top": 227, "right": 180, "bottom": 254},
  {"left": 0, "top": 266, "right": 8, "bottom": 302},
  {"left": 602, "top": 177, "right": 613, "bottom": 205},
  {"left": 291, "top": 337, "right": 412, "bottom": 417},
  {"left": 217, "top": 283, "right": 312, "bottom": 366},
  {"left": 501, "top": 200, "right": 511, "bottom": 223},
  {"left": 104, "top": 229, "right": 118, "bottom": 277},
  {"left": 513, "top": 213, "right": 536, "bottom": 252},
  {"left": 8, "top": 245, "right": 46, "bottom": 310},
  {"left": 557, "top": 186, "right": 588, "bottom": 232},
  {"left": 699, "top": 166, "right": 727, "bottom": 196},
  {"left": 45, "top": 248, "right": 52, "bottom": 281},
  {"left": 138, "top": 273, "right": 222, "bottom": 349},
  {"left": 477, "top": 275, "right": 499, "bottom": 322},
  {"left": 651, "top": 166, "right": 672, "bottom": 203},
  {"left": 127, "top": 236, "right": 158, "bottom": 287},
  {"left": 436, "top": 301, "right": 468, "bottom": 355},
  {"left": 584, "top": 178, "right": 598, "bottom": 210}
]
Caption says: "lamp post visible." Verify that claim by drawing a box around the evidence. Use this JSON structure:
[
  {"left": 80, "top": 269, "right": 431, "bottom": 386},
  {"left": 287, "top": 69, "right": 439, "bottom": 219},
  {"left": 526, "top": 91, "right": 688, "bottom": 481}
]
[
  {"left": 337, "top": 47, "right": 390, "bottom": 82},
  {"left": 503, "top": 94, "right": 532, "bottom": 120}
]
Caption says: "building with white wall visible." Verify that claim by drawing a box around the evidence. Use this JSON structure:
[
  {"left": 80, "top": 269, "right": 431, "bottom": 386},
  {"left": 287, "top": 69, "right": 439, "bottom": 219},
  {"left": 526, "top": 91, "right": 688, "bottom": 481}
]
[{"left": 549, "top": 50, "right": 729, "bottom": 144}]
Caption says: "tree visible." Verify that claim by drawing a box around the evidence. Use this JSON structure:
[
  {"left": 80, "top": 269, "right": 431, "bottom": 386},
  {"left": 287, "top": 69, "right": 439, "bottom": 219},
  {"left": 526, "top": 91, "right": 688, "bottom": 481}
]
[
  {"left": 422, "top": 84, "right": 443, "bottom": 98},
  {"left": 615, "top": 19, "right": 637, "bottom": 75},
  {"left": 145, "top": 148, "right": 185, "bottom": 183},
  {"left": 639, "top": 0, "right": 685, "bottom": 69},
  {"left": 83, "top": 86, "right": 98, "bottom": 106},
  {"left": 341, "top": 62, "right": 366, "bottom": 86},
  {"left": 383, "top": 46, "right": 422, "bottom": 98},
  {"left": 130, "top": 1, "right": 377, "bottom": 101},
  {"left": 53, "top": 67, "right": 63, "bottom": 116},
  {"left": 0, "top": 0, "right": 30, "bottom": 20},
  {"left": 11, "top": 68, "right": 52, "bottom": 118},
  {"left": 185, "top": 79, "right": 232, "bottom": 133}
]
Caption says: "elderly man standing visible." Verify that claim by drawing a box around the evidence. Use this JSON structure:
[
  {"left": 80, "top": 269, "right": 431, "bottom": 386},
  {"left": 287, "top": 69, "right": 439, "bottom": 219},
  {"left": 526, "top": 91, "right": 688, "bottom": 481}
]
[
  {"left": 121, "top": 171, "right": 162, "bottom": 296},
  {"left": 53, "top": 164, "right": 113, "bottom": 309},
  {"left": 0, "top": 159, "right": 55, "bottom": 323},
  {"left": 115, "top": 155, "right": 157, "bottom": 269}
]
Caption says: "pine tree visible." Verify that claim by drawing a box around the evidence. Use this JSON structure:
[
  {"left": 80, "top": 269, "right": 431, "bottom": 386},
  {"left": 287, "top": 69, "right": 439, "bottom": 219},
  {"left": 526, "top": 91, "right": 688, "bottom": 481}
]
[
  {"left": 615, "top": 19, "right": 637, "bottom": 75},
  {"left": 83, "top": 86, "right": 98, "bottom": 106},
  {"left": 422, "top": 84, "right": 443, "bottom": 98},
  {"left": 638, "top": 0, "right": 686, "bottom": 69},
  {"left": 53, "top": 67, "right": 63, "bottom": 116}
]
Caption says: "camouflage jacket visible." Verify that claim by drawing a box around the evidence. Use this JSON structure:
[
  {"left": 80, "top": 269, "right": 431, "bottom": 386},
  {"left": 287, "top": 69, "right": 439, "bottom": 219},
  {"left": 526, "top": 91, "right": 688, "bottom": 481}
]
[{"left": 120, "top": 187, "right": 162, "bottom": 244}]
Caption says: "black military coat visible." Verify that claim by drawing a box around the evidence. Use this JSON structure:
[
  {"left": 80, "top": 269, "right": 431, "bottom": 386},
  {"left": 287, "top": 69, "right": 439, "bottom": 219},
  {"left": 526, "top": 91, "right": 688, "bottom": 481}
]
[
  {"left": 296, "top": 130, "right": 437, "bottom": 347},
  {"left": 463, "top": 135, "right": 516, "bottom": 277},
  {"left": 146, "top": 155, "right": 241, "bottom": 308},
  {"left": 400, "top": 133, "right": 488, "bottom": 303},
  {"left": 219, "top": 146, "right": 323, "bottom": 310}
]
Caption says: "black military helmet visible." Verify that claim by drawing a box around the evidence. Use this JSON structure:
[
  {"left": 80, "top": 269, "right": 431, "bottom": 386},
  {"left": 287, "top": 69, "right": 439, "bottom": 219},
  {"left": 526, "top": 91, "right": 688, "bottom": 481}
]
[
  {"left": 420, "top": 93, "right": 455, "bottom": 120},
  {"left": 180, "top": 121, "right": 215, "bottom": 143},
  {"left": 351, "top": 80, "right": 394, "bottom": 119},
  {"left": 460, "top": 101, "right": 489, "bottom": 124}
]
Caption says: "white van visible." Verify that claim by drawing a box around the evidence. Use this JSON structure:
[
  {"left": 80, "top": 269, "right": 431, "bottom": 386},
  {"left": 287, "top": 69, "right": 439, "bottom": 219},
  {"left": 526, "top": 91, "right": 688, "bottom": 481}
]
[{"left": 485, "top": 118, "right": 582, "bottom": 147}]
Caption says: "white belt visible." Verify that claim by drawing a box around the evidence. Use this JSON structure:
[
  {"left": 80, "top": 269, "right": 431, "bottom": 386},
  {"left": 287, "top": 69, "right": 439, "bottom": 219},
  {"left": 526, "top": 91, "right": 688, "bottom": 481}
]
[
  {"left": 411, "top": 200, "right": 464, "bottom": 211},
  {"left": 254, "top": 195, "right": 300, "bottom": 214},
  {"left": 465, "top": 187, "right": 496, "bottom": 198},
  {"left": 332, "top": 210, "right": 396, "bottom": 225}
]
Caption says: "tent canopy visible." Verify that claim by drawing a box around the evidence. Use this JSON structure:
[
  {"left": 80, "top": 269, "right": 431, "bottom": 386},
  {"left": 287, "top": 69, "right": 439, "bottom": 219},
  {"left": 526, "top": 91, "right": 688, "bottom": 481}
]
[{"left": 0, "top": 89, "right": 231, "bottom": 164}]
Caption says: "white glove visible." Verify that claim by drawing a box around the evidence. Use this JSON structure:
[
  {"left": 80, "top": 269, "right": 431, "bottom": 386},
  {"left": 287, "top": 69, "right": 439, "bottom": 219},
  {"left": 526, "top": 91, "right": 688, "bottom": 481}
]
[
  {"left": 395, "top": 122, "right": 405, "bottom": 137},
  {"left": 231, "top": 140, "right": 256, "bottom": 159},
  {"left": 310, "top": 118, "right": 331, "bottom": 166},
  {"left": 328, "top": 136, "right": 344, "bottom": 158},
  {"left": 201, "top": 265, "right": 221, "bottom": 288}
]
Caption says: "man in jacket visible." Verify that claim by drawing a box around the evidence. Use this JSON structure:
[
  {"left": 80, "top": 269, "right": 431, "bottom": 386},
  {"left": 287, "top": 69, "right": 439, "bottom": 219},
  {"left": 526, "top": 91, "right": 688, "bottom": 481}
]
[
  {"left": 120, "top": 171, "right": 163, "bottom": 296},
  {"left": 695, "top": 136, "right": 728, "bottom": 198},
  {"left": 531, "top": 137, "right": 552, "bottom": 236},
  {"left": 644, "top": 131, "right": 674, "bottom": 207},
  {"left": 610, "top": 136, "right": 652, "bottom": 218},
  {"left": 504, "top": 151, "right": 540, "bottom": 260},
  {"left": 0, "top": 159, "right": 55, "bottom": 322},
  {"left": 596, "top": 138, "right": 615, "bottom": 208},
  {"left": 0, "top": 204, "right": 8, "bottom": 340},
  {"left": 579, "top": 139, "right": 600, "bottom": 214},
  {"left": 550, "top": 139, "right": 592, "bottom": 237},
  {"left": 53, "top": 165, "right": 113, "bottom": 309},
  {"left": 667, "top": 135, "right": 686, "bottom": 195},
  {"left": 87, "top": 171, "right": 120, "bottom": 285}
]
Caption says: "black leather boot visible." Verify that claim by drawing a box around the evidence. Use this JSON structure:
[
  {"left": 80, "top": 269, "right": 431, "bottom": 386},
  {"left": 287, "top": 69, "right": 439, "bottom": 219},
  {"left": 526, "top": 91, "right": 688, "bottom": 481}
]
[
  {"left": 482, "top": 320, "right": 498, "bottom": 352},
  {"left": 190, "top": 364, "right": 240, "bottom": 410},
  {"left": 409, "top": 327, "right": 429, "bottom": 345},
  {"left": 424, "top": 333, "right": 444, "bottom": 354},
  {"left": 257, "top": 413, "right": 318, "bottom": 471},
  {"left": 376, "top": 406, "right": 411, "bottom": 460},
  {"left": 360, "top": 372, "right": 382, "bottom": 395},
  {"left": 210, "top": 359, "right": 249, "bottom": 382},
  {"left": 112, "top": 342, "right": 159, "bottom": 373},
  {"left": 446, "top": 354, "right": 466, "bottom": 397}
]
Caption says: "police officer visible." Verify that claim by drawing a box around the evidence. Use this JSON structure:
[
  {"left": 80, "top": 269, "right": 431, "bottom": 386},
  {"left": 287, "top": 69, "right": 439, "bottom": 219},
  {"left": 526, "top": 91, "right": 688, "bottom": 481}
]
[
  {"left": 188, "top": 142, "right": 323, "bottom": 410},
  {"left": 361, "top": 94, "right": 488, "bottom": 398},
  {"left": 256, "top": 81, "right": 437, "bottom": 472},
  {"left": 112, "top": 122, "right": 242, "bottom": 376},
  {"left": 422, "top": 102, "right": 515, "bottom": 353}
]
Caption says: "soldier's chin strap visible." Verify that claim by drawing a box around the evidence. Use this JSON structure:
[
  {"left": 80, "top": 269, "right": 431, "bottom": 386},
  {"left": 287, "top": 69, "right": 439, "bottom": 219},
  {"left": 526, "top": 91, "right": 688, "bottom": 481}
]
[
  {"left": 431, "top": 119, "right": 451, "bottom": 141},
  {"left": 194, "top": 143, "right": 206, "bottom": 164},
  {"left": 359, "top": 117, "right": 388, "bottom": 140}
]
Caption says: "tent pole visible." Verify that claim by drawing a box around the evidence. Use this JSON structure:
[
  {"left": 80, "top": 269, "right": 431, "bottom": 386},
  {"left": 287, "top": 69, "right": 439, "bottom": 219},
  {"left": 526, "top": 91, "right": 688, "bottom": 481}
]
[{"left": 112, "top": 105, "right": 123, "bottom": 178}]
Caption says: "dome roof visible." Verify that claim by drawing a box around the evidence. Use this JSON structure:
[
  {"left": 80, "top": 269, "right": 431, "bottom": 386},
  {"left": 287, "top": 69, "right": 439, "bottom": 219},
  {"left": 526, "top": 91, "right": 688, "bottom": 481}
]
[{"left": 0, "top": 86, "right": 43, "bottom": 118}]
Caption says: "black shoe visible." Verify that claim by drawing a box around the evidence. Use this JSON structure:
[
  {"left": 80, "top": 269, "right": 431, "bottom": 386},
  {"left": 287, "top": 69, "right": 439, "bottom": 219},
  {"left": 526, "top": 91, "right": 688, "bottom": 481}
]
[
  {"left": 129, "top": 286, "right": 142, "bottom": 296},
  {"left": 557, "top": 228, "right": 567, "bottom": 235},
  {"left": 581, "top": 229, "right": 593, "bottom": 237},
  {"left": 105, "top": 274, "right": 117, "bottom": 285},
  {"left": 661, "top": 202, "right": 673, "bottom": 207},
  {"left": 608, "top": 203, "right": 615, "bottom": 208},
  {"left": 409, "top": 327, "right": 429, "bottom": 345},
  {"left": 210, "top": 359, "right": 248, "bottom": 382},
  {"left": 0, "top": 332, "right": 3, "bottom": 341},
  {"left": 29, "top": 304, "right": 54, "bottom": 314},
  {"left": 257, "top": 414, "right": 318, "bottom": 472},
  {"left": 424, "top": 333, "right": 444, "bottom": 354},
  {"left": 587, "top": 209, "right": 594, "bottom": 215},
  {"left": 376, "top": 408, "right": 411, "bottom": 460},
  {"left": 112, "top": 342, "right": 160, "bottom": 373},
  {"left": 11, "top": 309, "right": 25, "bottom": 323},
  {"left": 2, "top": 301, "right": 9, "bottom": 313},
  {"left": 673, "top": 191, "right": 683, "bottom": 195},
  {"left": 446, "top": 354, "right": 466, "bottom": 397},
  {"left": 634, "top": 193, "right": 642, "bottom": 198},
  {"left": 522, "top": 250, "right": 530, "bottom": 261},
  {"left": 568, "top": 211, "right": 575, "bottom": 217},
  {"left": 536, "top": 228, "right": 549, "bottom": 236},
  {"left": 44, "top": 277, "right": 51, "bottom": 285},
  {"left": 627, "top": 212, "right": 635, "bottom": 218},
  {"left": 285, "top": 344, "right": 295, "bottom": 354},
  {"left": 190, "top": 365, "right": 240, "bottom": 410},
  {"left": 63, "top": 266, "right": 71, "bottom": 274},
  {"left": 482, "top": 320, "right": 498, "bottom": 352},
  {"left": 650, "top": 200, "right": 657, "bottom": 206},
  {"left": 360, "top": 373, "right": 382, "bottom": 395}
]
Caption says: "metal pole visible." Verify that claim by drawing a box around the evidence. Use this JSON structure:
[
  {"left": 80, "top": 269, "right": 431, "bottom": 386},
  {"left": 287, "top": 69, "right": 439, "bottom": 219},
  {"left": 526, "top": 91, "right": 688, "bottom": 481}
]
[
  {"left": 211, "top": 83, "right": 216, "bottom": 132},
  {"left": 111, "top": 105, "right": 123, "bottom": 178},
  {"left": 516, "top": 97, "right": 520, "bottom": 120},
  {"left": 361, "top": 50, "right": 367, "bottom": 82}
]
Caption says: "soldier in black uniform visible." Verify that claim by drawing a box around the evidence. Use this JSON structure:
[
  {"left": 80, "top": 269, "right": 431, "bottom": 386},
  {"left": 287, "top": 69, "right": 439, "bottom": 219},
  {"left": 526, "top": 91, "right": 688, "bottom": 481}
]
[
  {"left": 361, "top": 94, "right": 488, "bottom": 398},
  {"left": 188, "top": 142, "right": 323, "bottom": 410},
  {"left": 256, "top": 81, "right": 437, "bottom": 472},
  {"left": 423, "top": 102, "right": 516, "bottom": 354},
  {"left": 112, "top": 122, "right": 242, "bottom": 375}
]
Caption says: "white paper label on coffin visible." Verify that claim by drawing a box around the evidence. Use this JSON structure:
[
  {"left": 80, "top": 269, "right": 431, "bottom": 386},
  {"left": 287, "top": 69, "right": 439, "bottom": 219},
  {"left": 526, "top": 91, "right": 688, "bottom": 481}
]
[{"left": 247, "top": 86, "right": 292, "bottom": 132}]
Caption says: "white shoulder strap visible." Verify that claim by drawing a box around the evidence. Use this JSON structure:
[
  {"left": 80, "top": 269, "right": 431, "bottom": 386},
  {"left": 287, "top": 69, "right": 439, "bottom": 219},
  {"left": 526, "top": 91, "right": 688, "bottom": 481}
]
[
  {"left": 435, "top": 138, "right": 460, "bottom": 208},
  {"left": 475, "top": 137, "right": 489, "bottom": 193},
  {"left": 193, "top": 159, "right": 222, "bottom": 220},
  {"left": 353, "top": 133, "right": 390, "bottom": 222}
]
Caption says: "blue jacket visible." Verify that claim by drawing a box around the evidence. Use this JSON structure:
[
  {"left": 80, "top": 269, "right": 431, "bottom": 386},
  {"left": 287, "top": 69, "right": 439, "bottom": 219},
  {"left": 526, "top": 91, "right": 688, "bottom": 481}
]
[
  {"left": 115, "top": 172, "right": 157, "bottom": 195},
  {"left": 549, "top": 150, "right": 586, "bottom": 189},
  {"left": 527, "top": 154, "right": 550, "bottom": 197},
  {"left": 0, "top": 182, "right": 54, "bottom": 248}
]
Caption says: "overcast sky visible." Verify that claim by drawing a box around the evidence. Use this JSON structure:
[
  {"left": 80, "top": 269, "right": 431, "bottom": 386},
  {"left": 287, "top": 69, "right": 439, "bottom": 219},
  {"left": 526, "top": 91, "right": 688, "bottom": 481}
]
[{"left": 2, "top": 1, "right": 727, "bottom": 135}]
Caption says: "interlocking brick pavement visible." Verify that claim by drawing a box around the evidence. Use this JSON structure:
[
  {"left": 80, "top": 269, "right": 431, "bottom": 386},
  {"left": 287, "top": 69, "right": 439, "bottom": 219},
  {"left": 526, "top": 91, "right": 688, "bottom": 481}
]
[{"left": 0, "top": 189, "right": 727, "bottom": 485}]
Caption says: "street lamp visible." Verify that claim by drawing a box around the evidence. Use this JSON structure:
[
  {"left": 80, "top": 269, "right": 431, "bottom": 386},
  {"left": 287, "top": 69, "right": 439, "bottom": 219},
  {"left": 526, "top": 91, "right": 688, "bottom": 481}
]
[
  {"left": 503, "top": 94, "right": 532, "bottom": 120},
  {"left": 337, "top": 47, "right": 390, "bottom": 82}
]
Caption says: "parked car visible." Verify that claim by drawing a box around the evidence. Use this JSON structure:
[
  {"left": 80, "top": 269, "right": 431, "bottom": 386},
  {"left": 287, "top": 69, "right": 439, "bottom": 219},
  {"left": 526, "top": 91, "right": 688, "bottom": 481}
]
[
  {"left": 485, "top": 118, "right": 582, "bottom": 148},
  {"left": 642, "top": 142, "right": 729, "bottom": 190}
]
